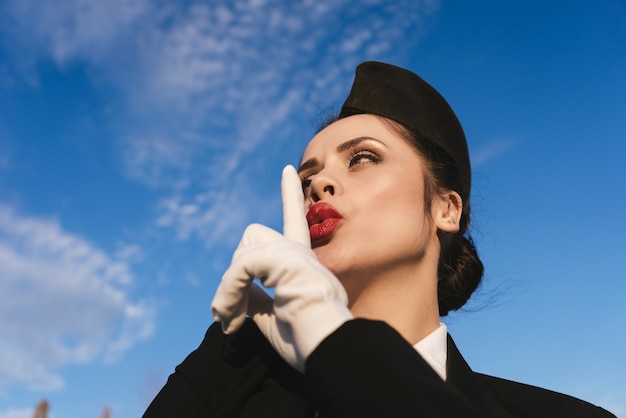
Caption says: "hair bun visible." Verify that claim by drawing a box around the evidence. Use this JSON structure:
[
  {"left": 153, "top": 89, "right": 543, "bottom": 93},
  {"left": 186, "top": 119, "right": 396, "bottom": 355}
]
[{"left": 437, "top": 234, "right": 484, "bottom": 316}]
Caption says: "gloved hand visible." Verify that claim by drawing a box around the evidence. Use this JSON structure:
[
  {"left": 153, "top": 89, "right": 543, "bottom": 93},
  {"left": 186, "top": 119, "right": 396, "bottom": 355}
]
[{"left": 211, "top": 165, "right": 353, "bottom": 372}]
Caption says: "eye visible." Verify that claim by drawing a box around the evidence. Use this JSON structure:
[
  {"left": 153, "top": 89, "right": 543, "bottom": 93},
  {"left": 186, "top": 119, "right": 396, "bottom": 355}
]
[
  {"left": 301, "top": 178, "right": 312, "bottom": 192},
  {"left": 349, "top": 149, "right": 380, "bottom": 168}
]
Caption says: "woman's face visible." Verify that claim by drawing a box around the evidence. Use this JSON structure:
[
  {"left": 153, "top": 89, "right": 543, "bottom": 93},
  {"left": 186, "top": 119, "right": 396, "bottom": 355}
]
[{"left": 299, "top": 114, "right": 439, "bottom": 284}]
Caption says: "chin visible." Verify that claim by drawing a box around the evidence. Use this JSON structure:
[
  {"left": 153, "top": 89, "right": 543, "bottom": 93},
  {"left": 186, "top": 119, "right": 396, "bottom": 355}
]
[{"left": 313, "top": 245, "right": 343, "bottom": 273}]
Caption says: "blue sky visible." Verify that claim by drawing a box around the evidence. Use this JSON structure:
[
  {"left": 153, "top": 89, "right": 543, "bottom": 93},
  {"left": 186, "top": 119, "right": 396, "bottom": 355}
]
[{"left": 0, "top": 0, "right": 625, "bottom": 417}]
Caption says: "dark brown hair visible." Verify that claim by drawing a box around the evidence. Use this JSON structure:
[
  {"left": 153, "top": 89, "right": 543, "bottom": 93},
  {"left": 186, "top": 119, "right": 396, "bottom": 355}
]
[{"left": 379, "top": 117, "right": 484, "bottom": 316}]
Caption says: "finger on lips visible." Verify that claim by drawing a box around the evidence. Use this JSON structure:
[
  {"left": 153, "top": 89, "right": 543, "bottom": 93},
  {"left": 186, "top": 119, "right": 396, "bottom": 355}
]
[{"left": 281, "top": 165, "right": 310, "bottom": 247}]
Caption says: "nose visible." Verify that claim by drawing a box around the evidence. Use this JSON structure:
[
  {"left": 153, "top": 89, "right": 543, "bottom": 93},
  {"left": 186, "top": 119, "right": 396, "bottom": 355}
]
[{"left": 308, "top": 171, "right": 341, "bottom": 203}]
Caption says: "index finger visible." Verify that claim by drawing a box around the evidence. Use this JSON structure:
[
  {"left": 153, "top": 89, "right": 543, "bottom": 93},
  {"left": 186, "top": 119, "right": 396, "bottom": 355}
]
[{"left": 281, "top": 165, "right": 310, "bottom": 247}]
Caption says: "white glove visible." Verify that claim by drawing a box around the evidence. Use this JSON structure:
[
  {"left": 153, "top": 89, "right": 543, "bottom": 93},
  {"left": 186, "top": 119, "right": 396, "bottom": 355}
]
[{"left": 211, "top": 165, "right": 353, "bottom": 372}]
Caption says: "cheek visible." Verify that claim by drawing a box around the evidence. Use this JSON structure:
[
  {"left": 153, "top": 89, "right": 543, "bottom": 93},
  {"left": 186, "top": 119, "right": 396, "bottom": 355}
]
[
  {"left": 369, "top": 179, "right": 426, "bottom": 226},
  {"left": 312, "top": 170, "right": 430, "bottom": 274},
  {"left": 357, "top": 178, "right": 432, "bottom": 252}
]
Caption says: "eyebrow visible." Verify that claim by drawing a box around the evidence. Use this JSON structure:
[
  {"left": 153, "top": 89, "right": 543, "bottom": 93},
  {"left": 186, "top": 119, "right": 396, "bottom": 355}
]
[{"left": 298, "top": 136, "right": 385, "bottom": 174}]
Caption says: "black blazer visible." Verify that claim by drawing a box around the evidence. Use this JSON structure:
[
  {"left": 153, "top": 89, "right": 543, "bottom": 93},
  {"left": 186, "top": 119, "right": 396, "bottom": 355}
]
[{"left": 144, "top": 319, "right": 614, "bottom": 417}]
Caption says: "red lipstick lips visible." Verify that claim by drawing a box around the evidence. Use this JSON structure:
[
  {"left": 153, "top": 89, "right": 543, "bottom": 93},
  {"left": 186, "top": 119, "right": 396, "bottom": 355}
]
[{"left": 306, "top": 202, "right": 343, "bottom": 241}]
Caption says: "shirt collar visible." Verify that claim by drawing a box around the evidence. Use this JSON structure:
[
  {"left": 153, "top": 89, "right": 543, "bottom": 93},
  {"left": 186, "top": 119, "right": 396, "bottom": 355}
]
[{"left": 413, "top": 323, "right": 448, "bottom": 380}]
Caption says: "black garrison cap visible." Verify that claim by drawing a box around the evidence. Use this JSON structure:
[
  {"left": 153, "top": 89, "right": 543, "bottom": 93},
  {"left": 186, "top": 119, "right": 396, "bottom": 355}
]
[{"left": 339, "top": 61, "right": 471, "bottom": 199}]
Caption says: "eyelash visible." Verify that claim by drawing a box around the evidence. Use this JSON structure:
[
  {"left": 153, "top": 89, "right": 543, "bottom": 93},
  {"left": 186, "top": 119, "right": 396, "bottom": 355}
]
[
  {"left": 301, "top": 148, "right": 381, "bottom": 191},
  {"left": 348, "top": 148, "right": 380, "bottom": 167}
]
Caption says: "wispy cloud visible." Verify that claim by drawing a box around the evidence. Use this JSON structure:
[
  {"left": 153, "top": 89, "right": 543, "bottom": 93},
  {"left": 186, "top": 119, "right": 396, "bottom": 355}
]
[
  {"left": 0, "top": 0, "right": 150, "bottom": 65},
  {"left": 122, "top": 133, "right": 198, "bottom": 189},
  {"left": 0, "top": 407, "right": 31, "bottom": 418},
  {"left": 471, "top": 138, "right": 520, "bottom": 167},
  {"left": 0, "top": 205, "right": 154, "bottom": 390},
  {"left": 155, "top": 168, "right": 279, "bottom": 249},
  {"left": 0, "top": 2, "right": 442, "bottom": 383},
  {"left": 0, "top": 0, "right": 439, "bottom": 246},
  {"left": 1, "top": 0, "right": 440, "bottom": 186}
]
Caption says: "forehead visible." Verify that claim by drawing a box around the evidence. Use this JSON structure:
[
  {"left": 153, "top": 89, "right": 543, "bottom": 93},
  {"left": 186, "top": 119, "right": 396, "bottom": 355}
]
[{"left": 301, "top": 114, "right": 404, "bottom": 161}]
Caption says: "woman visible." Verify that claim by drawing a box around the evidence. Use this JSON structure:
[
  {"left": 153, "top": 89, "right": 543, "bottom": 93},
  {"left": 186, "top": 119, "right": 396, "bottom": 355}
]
[{"left": 144, "top": 62, "right": 614, "bottom": 417}]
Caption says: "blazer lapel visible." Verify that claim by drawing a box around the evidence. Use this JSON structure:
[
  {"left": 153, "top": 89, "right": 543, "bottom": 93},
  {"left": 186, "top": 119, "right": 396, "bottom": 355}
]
[{"left": 446, "top": 335, "right": 514, "bottom": 417}]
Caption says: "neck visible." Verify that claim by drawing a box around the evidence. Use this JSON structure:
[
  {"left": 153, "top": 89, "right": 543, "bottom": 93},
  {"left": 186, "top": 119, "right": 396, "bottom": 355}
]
[{"left": 342, "top": 259, "right": 441, "bottom": 346}]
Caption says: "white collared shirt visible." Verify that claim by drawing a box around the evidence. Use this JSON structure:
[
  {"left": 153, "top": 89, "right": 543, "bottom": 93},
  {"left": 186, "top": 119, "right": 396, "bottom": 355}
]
[{"left": 412, "top": 323, "right": 448, "bottom": 381}]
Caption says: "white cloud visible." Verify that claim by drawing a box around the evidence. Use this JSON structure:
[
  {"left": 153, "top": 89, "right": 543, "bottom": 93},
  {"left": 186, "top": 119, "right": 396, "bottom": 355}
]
[
  {"left": 114, "top": 243, "right": 144, "bottom": 264},
  {"left": 1, "top": 0, "right": 439, "bottom": 181},
  {"left": 0, "top": 205, "right": 154, "bottom": 390},
  {"left": 0, "top": 407, "right": 32, "bottom": 418},
  {"left": 122, "top": 134, "right": 197, "bottom": 188},
  {"left": 0, "top": 0, "right": 441, "bottom": 249},
  {"left": 1, "top": 0, "right": 150, "bottom": 64},
  {"left": 155, "top": 174, "right": 262, "bottom": 248},
  {"left": 136, "top": 0, "right": 441, "bottom": 243},
  {"left": 471, "top": 138, "right": 520, "bottom": 167}
]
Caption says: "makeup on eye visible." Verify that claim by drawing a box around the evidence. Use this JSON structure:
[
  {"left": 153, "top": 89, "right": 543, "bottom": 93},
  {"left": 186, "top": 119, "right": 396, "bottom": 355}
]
[
  {"left": 348, "top": 148, "right": 381, "bottom": 168},
  {"left": 298, "top": 136, "right": 387, "bottom": 196},
  {"left": 298, "top": 137, "right": 387, "bottom": 174},
  {"left": 300, "top": 148, "right": 381, "bottom": 192}
]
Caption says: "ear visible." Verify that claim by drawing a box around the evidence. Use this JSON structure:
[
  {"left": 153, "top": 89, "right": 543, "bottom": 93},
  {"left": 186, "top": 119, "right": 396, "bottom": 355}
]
[{"left": 432, "top": 190, "right": 462, "bottom": 234}]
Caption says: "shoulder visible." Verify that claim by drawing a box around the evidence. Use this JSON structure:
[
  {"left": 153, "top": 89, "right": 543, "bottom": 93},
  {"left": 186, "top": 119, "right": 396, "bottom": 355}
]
[
  {"left": 185, "top": 318, "right": 290, "bottom": 377},
  {"left": 145, "top": 319, "right": 311, "bottom": 417},
  {"left": 476, "top": 373, "right": 616, "bottom": 418}
]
